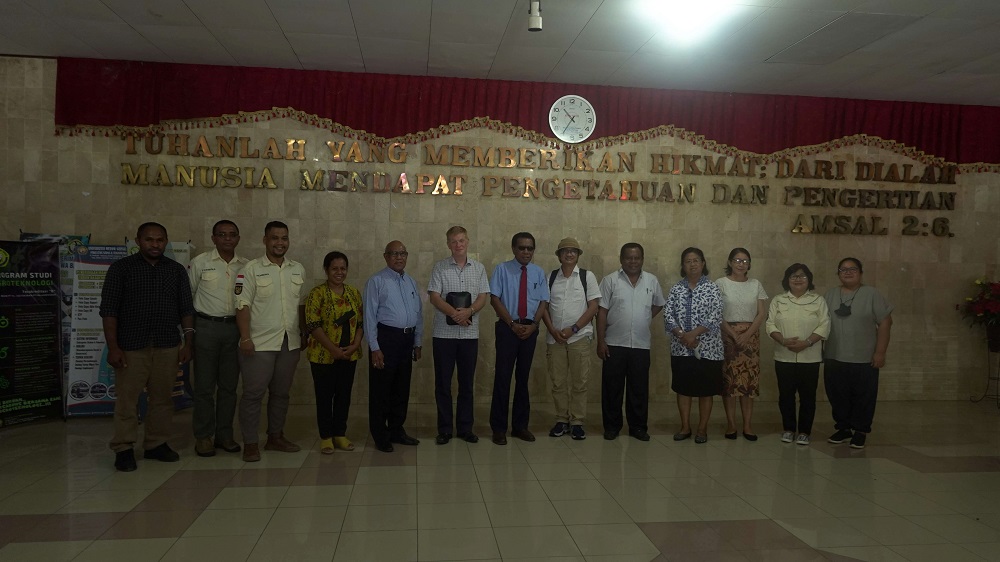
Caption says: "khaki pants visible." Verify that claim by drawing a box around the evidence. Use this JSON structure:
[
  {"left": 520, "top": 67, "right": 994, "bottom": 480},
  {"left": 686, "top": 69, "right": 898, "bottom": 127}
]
[
  {"left": 109, "top": 346, "right": 179, "bottom": 453},
  {"left": 546, "top": 337, "right": 591, "bottom": 425}
]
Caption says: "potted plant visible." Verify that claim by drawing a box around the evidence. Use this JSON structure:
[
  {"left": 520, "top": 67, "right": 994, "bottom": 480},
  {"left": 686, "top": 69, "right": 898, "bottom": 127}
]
[{"left": 963, "top": 277, "right": 1000, "bottom": 352}]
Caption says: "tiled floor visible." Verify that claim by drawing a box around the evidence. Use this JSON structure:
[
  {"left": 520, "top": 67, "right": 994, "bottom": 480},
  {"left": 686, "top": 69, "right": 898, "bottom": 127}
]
[{"left": 1, "top": 400, "right": 999, "bottom": 561}]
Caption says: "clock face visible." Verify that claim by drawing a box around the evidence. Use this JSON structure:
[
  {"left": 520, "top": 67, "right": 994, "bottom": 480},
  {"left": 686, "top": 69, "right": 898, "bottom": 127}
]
[{"left": 549, "top": 95, "right": 596, "bottom": 143}]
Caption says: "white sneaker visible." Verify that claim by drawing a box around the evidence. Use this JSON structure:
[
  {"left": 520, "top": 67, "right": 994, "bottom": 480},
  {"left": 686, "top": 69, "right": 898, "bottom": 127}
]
[
  {"left": 781, "top": 431, "right": 794, "bottom": 443},
  {"left": 795, "top": 434, "right": 810, "bottom": 446}
]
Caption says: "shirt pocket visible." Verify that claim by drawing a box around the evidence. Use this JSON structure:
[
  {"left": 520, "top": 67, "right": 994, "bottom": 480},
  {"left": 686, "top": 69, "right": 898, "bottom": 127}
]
[
  {"left": 200, "top": 270, "right": 220, "bottom": 290},
  {"left": 256, "top": 276, "right": 274, "bottom": 298},
  {"left": 290, "top": 273, "right": 304, "bottom": 299}
]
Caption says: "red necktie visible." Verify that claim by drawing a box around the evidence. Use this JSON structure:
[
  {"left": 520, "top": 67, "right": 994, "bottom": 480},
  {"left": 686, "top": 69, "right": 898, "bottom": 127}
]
[{"left": 517, "top": 265, "right": 528, "bottom": 319}]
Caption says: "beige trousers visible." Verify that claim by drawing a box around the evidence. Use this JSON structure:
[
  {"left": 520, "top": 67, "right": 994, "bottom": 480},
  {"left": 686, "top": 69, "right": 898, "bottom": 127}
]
[
  {"left": 109, "top": 346, "right": 180, "bottom": 453},
  {"left": 545, "top": 337, "right": 592, "bottom": 425}
]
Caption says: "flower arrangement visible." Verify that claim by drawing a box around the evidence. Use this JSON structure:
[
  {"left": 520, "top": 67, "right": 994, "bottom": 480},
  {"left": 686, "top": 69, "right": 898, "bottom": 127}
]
[{"left": 963, "top": 278, "right": 1000, "bottom": 327}]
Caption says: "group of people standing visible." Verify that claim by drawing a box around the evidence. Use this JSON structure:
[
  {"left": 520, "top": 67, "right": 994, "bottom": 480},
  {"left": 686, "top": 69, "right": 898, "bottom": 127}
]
[
  {"left": 99, "top": 220, "right": 892, "bottom": 473},
  {"left": 664, "top": 247, "right": 893, "bottom": 450}
]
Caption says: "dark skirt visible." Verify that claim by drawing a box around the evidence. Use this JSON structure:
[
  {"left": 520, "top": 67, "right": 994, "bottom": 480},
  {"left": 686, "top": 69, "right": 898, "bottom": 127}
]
[{"left": 671, "top": 355, "right": 723, "bottom": 397}]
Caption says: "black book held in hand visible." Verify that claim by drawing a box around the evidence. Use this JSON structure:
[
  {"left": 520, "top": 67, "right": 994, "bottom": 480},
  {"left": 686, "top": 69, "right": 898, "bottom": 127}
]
[{"left": 445, "top": 292, "right": 472, "bottom": 325}]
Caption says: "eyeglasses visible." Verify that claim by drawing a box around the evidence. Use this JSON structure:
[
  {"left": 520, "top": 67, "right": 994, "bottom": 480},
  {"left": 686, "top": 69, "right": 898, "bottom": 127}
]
[
  {"left": 789, "top": 274, "right": 808, "bottom": 280},
  {"left": 731, "top": 258, "right": 750, "bottom": 265},
  {"left": 517, "top": 246, "right": 535, "bottom": 252},
  {"left": 214, "top": 232, "right": 239, "bottom": 239},
  {"left": 386, "top": 251, "right": 408, "bottom": 257},
  {"left": 838, "top": 267, "right": 860, "bottom": 273},
  {"left": 561, "top": 248, "right": 579, "bottom": 255},
  {"left": 683, "top": 259, "right": 702, "bottom": 265}
]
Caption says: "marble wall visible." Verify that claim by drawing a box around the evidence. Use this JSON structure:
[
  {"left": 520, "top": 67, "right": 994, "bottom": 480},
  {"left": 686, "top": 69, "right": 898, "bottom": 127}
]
[{"left": 2, "top": 56, "right": 998, "bottom": 406}]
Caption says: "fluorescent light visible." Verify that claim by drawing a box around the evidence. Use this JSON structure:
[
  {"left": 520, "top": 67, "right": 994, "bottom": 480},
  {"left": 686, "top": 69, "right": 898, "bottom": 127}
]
[{"left": 639, "top": 0, "right": 745, "bottom": 47}]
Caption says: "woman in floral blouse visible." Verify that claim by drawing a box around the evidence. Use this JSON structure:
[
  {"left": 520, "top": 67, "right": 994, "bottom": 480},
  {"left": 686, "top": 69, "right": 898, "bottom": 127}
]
[
  {"left": 665, "top": 247, "right": 724, "bottom": 444},
  {"left": 304, "top": 251, "right": 364, "bottom": 454}
]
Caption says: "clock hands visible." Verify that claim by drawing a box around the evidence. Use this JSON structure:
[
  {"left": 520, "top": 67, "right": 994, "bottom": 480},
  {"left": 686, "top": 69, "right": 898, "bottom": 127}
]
[{"left": 561, "top": 112, "right": 577, "bottom": 134}]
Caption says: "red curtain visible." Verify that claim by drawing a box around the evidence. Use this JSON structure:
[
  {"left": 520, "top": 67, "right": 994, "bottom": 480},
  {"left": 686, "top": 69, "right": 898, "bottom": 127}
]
[{"left": 56, "top": 57, "right": 999, "bottom": 164}]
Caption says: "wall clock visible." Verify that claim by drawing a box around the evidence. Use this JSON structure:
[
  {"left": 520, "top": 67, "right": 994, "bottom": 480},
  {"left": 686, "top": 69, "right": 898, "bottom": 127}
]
[{"left": 548, "top": 94, "right": 596, "bottom": 143}]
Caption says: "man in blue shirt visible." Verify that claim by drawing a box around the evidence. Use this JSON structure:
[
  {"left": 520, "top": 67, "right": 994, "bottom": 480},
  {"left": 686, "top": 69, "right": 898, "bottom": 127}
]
[
  {"left": 489, "top": 232, "right": 549, "bottom": 445},
  {"left": 363, "top": 240, "right": 423, "bottom": 452}
]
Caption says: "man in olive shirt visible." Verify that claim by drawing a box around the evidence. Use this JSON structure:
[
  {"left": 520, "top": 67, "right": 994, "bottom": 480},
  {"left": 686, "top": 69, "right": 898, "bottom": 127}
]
[
  {"left": 235, "top": 221, "right": 306, "bottom": 462},
  {"left": 188, "top": 219, "right": 248, "bottom": 457},
  {"left": 101, "top": 222, "right": 194, "bottom": 472}
]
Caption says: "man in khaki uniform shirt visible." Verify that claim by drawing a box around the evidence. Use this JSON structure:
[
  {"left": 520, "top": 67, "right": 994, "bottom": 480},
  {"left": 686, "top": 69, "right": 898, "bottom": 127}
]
[
  {"left": 188, "top": 219, "right": 248, "bottom": 457},
  {"left": 235, "top": 221, "right": 306, "bottom": 462}
]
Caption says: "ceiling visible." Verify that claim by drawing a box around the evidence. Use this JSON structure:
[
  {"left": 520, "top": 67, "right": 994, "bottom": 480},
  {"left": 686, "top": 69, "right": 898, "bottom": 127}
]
[{"left": 4, "top": 0, "right": 1000, "bottom": 107}]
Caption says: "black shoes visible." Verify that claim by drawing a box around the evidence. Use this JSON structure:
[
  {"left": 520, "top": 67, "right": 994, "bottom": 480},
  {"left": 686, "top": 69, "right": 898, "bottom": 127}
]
[
  {"left": 114, "top": 449, "right": 137, "bottom": 472},
  {"left": 603, "top": 430, "right": 619, "bottom": 440},
  {"left": 827, "top": 429, "right": 854, "bottom": 444},
  {"left": 375, "top": 442, "right": 395, "bottom": 453},
  {"left": 435, "top": 433, "right": 452, "bottom": 445},
  {"left": 143, "top": 443, "right": 180, "bottom": 462},
  {"left": 491, "top": 432, "right": 507, "bottom": 445},
  {"left": 511, "top": 429, "right": 536, "bottom": 442},
  {"left": 629, "top": 429, "right": 651, "bottom": 442},
  {"left": 457, "top": 432, "right": 479, "bottom": 443},
  {"left": 390, "top": 433, "right": 420, "bottom": 446}
]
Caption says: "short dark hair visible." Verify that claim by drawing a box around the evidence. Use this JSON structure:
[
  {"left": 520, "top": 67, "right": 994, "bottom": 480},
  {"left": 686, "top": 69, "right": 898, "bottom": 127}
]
[
  {"left": 838, "top": 257, "right": 863, "bottom": 273},
  {"left": 679, "top": 247, "right": 708, "bottom": 278},
  {"left": 619, "top": 243, "right": 644, "bottom": 260},
  {"left": 136, "top": 222, "right": 167, "bottom": 238},
  {"left": 212, "top": 220, "right": 239, "bottom": 236},
  {"left": 323, "top": 251, "right": 349, "bottom": 270},
  {"left": 264, "top": 220, "right": 289, "bottom": 235},
  {"left": 511, "top": 232, "right": 535, "bottom": 248},
  {"left": 781, "top": 263, "right": 815, "bottom": 291},
  {"left": 724, "top": 247, "right": 751, "bottom": 275}
]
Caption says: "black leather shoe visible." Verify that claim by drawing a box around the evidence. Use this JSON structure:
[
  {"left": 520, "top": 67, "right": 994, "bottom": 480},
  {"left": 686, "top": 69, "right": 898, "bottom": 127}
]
[
  {"left": 143, "top": 443, "right": 180, "bottom": 462},
  {"left": 491, "top": 432, "right": 507, "bottom": 445},
  {"left": 603, "top": 430, "right": 619, "bottom": 440},
  {"left": 629, "top": 429, "right": 651, "bottom": 442},
  {"left": 375, "top": 442, "right": 394, "bottom": 453},
  {"left": 511, "top": 429, "right": 536, "bottom": 442},
  {"left": 435, "top": 433, "right": 452, "bottom": 445},
  {"left": 390, "top": 433, "right": 420, "bottom": 446},
  {"left": 114, "top": 449, "right": 137, "bottom": 472},
  {"left": 457, "top": 432, "right": 479, "bottom": 443}
]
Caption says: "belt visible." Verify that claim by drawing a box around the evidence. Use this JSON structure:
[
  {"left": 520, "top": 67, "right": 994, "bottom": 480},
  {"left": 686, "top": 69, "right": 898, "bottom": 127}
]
[
  {"left": 511, "top": 319, "right": 535, "bottom": 325},
  {"left": 196, "top": 311, "right": 237, "bottom": 323},
  {"left": 377, "top": 322, "right": 415, "bottom": 334}
]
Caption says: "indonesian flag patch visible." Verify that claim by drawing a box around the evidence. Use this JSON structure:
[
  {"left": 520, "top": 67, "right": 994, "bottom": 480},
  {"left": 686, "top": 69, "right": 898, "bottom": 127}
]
[{"left": 234, "top": 274, "right": 244, "bottom": 295}]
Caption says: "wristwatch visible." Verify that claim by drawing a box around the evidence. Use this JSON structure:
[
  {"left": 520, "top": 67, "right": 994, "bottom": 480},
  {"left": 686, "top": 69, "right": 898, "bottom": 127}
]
[{"left": 571, "top": 325, "right": 580, "bottom": 334}]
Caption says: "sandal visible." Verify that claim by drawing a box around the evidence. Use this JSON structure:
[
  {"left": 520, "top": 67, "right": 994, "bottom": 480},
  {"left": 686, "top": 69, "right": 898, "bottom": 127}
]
[
  {"left": 333, "top": 436, "right": 355, "bottom": 451},
  {"left": 320, "top": 438, "right": 335, "bottom": 455}
]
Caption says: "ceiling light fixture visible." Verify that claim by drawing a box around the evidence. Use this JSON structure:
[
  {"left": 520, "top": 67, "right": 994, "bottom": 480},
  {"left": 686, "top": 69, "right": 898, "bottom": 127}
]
[
  {"left": 528, "top": 0, "right": 542, "bottom": 32},
  {"left": 641, "top": 0, "right": 744, "bottom": 46}
]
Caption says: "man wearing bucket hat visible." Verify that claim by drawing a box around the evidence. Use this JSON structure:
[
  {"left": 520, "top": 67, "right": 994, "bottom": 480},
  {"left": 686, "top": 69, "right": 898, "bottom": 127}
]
[{"left": 540, "top": 237, "right": 600, "bottom": 440}]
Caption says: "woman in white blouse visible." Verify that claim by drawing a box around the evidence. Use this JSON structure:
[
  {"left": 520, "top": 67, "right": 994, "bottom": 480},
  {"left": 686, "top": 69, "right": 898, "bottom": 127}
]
[
  {"left": 716, "top": 248, "right": 768, "bottom": 441},
  {"left": 765, "top": 263, "right": 829, "bottom": 445}
]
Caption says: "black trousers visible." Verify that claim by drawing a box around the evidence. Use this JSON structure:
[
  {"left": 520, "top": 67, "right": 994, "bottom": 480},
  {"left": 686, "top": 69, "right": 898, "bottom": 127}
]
[
  {"left": 433, "top": 338, "right": 478, "bottom": 435},
  {"left": 490, "top": 321, "right": 538, "bottom": 433},
  {"left": 601, "top": 346, "right": 650, "bottom": 433},
  {"left": 309, "top": 360, "right": 357, "bottom": 439},
  {"left": 774, "top": 361, "right": 820, "bottom": 434},
  {"left": 824, "top": 359, "right": 879, "bottom": 434},
  {"left": 368, "top": 325, "right": 415, "bottom": 446}
]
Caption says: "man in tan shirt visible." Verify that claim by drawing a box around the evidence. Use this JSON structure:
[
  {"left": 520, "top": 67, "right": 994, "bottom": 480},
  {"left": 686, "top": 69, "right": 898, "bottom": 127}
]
[
  {"left": 188, "top": 220, "right": 248, "bottom": 457},
  {"left": 235, "top": 221, "right": 306, "bottom": 462}
]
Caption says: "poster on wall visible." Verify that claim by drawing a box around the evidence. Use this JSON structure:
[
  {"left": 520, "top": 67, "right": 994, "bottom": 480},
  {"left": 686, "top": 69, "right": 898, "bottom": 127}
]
[
  {"left": 0, "top": 240, "right": 64, "bottom": 428},
  {"left": 19, "top": 232, "right": 91, "bottom": 404},
  {"left": 67, "top": 243, "right": 194, "bottom": 417}
]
